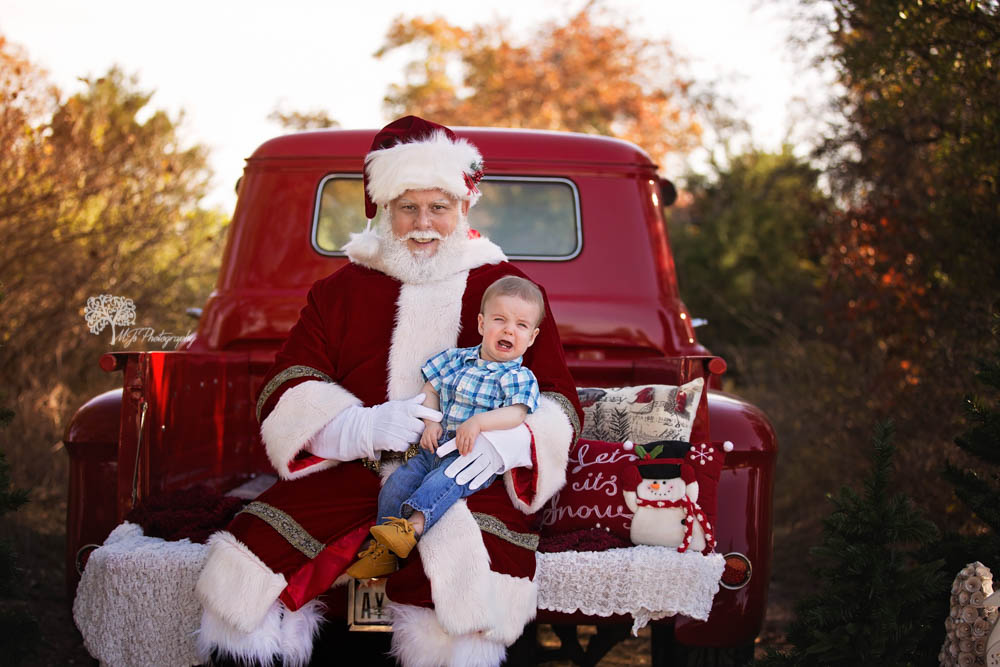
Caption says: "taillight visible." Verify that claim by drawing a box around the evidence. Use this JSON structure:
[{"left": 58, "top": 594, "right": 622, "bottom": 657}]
[{"left": 720, "top": 552, "right": 752, "bottom": 590}]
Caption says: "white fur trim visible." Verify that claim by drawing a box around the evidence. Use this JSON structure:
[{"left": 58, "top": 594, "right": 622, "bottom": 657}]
[
  {"left": 260, "top": 380, "right": 361, "bottom": 480},
  {"left": 388, "top": 274, "right": 469, "bottom": 400},
  {"left": 278, "top": 599, "right": 326, "bottom": 667},
  {"left": 457, "top": 237, "right": 506, "bottom": 274},
  {"left": 417, "top": 502, "right": 493, "bottom": 635},
  {"left": 342, "top": 222, "right": 380, "bottom": 261},
  {"left": 197, "top": 602, "right": 282, "bottom": 666},
  {"left": 505, "top": 394, "right": 574, "bottom": 514},
  {"left": 365, "top": 131, "right": 483, "bottom": 208},
  {"left": 416, "top": 501, "right": 538, "bottom": 647},
  {"left": 388, "top": 605, "right": 453, "bottom": 667},
  {"left": 378, "top": 457, "right": 403, "bottom": 481},
  {"left": 451, "top": 632, "right": 508, "bottom": 667},
  {"left": 389, "top": 604, "right": 508, "bottom": 667},
  {"left": 197, "top": 599, "right": 325, "bottom": 667},
  {"left": 483, "top": 572, "right": 538, "bottom": 645},
  {"left": 195, "top": 531, "right": 288, "bottom": 633}
]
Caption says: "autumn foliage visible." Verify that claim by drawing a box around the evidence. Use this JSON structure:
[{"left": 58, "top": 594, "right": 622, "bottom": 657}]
[
  {"left": 816, "top": 0, "right": 1000, "bottom": 375},
  {"left": 0, "top": 36, "right": 225, "bottom": 489},
  {"left": 375, "top": 1, "right": 701, "bottom": 166}
]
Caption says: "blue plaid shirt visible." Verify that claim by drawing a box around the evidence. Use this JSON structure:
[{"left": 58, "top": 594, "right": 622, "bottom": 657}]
[{"left": 421, "top": 345, "right": 540, "bottom": 438}]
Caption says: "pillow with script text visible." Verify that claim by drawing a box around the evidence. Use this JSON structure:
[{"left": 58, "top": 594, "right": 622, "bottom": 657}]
[{"left": 538, "top": 439, "right": 637, "bottom": 541}]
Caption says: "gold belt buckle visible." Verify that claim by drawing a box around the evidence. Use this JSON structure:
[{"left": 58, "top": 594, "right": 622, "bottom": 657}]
[{"left": 362, "top": 442, "right": 420, "bottom": 474}]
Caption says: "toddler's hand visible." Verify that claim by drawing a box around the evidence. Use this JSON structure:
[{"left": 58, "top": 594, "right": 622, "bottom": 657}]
[
  {"left": 456, "top": 417, "right": 482, "bottom": 456},
  {"left": 420, "top": 421, "right": 442, "bottom": 452}
]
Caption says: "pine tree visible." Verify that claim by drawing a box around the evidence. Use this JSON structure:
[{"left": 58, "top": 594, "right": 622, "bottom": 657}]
[
  {"left": 0, "top": 287, "right": 39, "bottom": 664},
  {"left": 0, "top": 406, "right": 23, "bottom": 589},
  {"left": 757, "top": 422, "right": 946, "bottom": 666},
  {"left": 940, "top": 315, "right": 1000, "bottom": 571}
]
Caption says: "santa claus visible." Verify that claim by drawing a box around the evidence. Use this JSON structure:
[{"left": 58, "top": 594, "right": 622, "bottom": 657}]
[{"left": 194, "top": 116, "right": 583, "bottom": 667}]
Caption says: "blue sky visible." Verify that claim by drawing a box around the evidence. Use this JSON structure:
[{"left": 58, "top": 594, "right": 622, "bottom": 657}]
[{"left": 2, "top": 0, "right": 832, "bottom": 211}]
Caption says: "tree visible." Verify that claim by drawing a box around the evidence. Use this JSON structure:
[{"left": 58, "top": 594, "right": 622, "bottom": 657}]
[
  {"left": 373, "top": 1, "right": 702, "bottom": 166},
  {"left": 939, "top": 313, "right": 1000, "bottom": 572},
  {"left": 803, "top": 0, "right": 1000, "bottom": 384},
  {"left": 0, "top": 290, "right": 39, "bottom": 666},
  {"left": 0, "top": 442, "right": 38, "bottom": 666},
  {"left": 764, "top": 0, "right": 1000, "bottom": 532},
  {"left": 268, "top": 105, "right": 340, "bottom": 131},
  {"left": 669, "top": 146, "right": 831, "bottom": 351},
  {"left": 0, "top": 37, "right": 226, "bottom": 489},
  {"left": 757, "top": 422, "right": 947, "bottom": 666}
]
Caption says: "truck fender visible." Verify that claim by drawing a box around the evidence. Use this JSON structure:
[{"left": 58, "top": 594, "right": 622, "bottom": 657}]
[
  {"left": 64, "top": 388, "right": 122, "bottom": 596},
  {"left": 674, "top": 389, "right": 777, "bottom": 646}
]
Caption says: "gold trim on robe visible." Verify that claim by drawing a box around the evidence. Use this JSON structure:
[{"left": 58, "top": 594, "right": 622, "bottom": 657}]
[
  {"left": 238, "top": 501, "right": 325, "bottom": 559},
  {"left": 256, "top": 365, "right": 334, "bottom": 422},
  {"left": 472, "top": 512, "right": 539, "bottom": 551}
]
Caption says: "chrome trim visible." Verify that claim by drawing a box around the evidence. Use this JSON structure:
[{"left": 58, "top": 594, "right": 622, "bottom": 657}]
[
  {"left": 719, "top": 551, "right": 753, "bottom": 590},
  {"left": 131, "top": 401, "right": 148, "bottom": 508},
  {"left": 76, "top": 543, "right": 102, "bottom": 575},
  {"left": 310, "top": 173, "right": 363, "bottom": 257}
]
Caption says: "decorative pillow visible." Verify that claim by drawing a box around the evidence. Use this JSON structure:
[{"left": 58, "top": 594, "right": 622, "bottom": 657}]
[
  {"left": 538, "top": 439, "right": 637, "bottom": 541},
  {"left": 684, "top": 440, "right": 733, "bottom": 552},
  {"left": 620, "top": 440, "right": 733, "bottom": 555},
  {"left": 125, "top": 486, "right": 246, "bottom": 544},
  {"left": 577, "top": 378, "right": 705, "bottom": 445}
]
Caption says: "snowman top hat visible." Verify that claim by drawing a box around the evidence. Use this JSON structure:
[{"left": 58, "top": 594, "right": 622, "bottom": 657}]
[{"left": 626, "top": 440, "right": 695, "bottom": 486}]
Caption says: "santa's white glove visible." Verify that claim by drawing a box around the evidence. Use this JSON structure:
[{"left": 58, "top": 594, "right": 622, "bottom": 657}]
[
  {"left": 371, "top": 394, "right": 442, "bottom": 452},
  {"left": 436, "top": 424, "right": 533, "bottom": 490},
  {"left": 307, "top": 394, "right": 442, "bottom": 461}
]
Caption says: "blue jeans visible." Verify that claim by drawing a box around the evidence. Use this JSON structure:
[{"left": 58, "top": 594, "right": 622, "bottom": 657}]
[{"left": 376, "top": 448, "right": 496, "bottom": 533}]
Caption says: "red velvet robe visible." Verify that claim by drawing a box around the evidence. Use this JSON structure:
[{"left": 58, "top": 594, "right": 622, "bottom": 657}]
[{"left": 225, "top": 250, "right": 582, "bottom": 645}]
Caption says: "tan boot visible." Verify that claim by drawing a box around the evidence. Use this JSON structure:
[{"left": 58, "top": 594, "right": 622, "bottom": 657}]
[
  {"left": 344, "top": 541, "right": 397, "bottom": 579},
  {"left": 370, "top": 517, "right": 418, "bottom": 559}
]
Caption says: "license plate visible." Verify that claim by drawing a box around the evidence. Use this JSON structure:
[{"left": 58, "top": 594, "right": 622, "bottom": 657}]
[{"left": 347, "top": 577, "right": 393, "bottom": 631}]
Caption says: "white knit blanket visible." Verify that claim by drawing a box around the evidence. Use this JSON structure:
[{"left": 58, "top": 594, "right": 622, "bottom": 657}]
[
  {"left": 536, "top": 546, "right": 725, "bottom": 635},
  {"left": 73, "top": 523, "right": 207, "bottom": 667},
  {"left": 74, "top": 525, "right": 724, "bottom": 665}
]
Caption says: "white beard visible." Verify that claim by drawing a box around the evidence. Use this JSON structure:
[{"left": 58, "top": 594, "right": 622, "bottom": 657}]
[
  {"left": 343, "top": 209, "right": 507, "bottom": 284},
  {"left": 374, "top": 211, "right": 473, "bottom": 284}
]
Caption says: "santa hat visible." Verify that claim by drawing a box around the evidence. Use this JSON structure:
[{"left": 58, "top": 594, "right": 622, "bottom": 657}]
[{"left": 363, "top": 115, "right": 485, "bottom": 220}]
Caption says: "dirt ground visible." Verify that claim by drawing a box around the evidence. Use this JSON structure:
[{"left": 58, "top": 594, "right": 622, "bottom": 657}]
[{"left": 1, "top": 490, "right": 793, "bottom": 666}]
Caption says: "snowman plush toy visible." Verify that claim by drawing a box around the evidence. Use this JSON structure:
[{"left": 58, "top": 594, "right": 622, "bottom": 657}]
[{"left": 623, "top": 440, "right": 722, "bottom": 553}]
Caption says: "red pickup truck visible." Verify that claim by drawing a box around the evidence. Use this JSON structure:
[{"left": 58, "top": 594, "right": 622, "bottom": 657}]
[{"left": 65, "top": 127, "right": 776, "bottom": 664}]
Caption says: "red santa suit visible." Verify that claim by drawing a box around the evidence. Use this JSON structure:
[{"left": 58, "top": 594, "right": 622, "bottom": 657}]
[{"left": 195, "top": 230, "right": 583, "bottom": 666}]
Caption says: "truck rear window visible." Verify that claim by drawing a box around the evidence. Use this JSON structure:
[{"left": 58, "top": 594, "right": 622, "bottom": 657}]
[{"left": 312, "top": 175, "right": 581, "bottom": 260}]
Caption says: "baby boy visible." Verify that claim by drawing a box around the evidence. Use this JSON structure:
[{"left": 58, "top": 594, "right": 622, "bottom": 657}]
[{"left": 346, "top": 275, "right": 544, "bottom": 578}]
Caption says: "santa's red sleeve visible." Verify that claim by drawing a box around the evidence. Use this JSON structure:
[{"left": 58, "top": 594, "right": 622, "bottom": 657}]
[{"left": 254, "top": 270, "right": 362, "bottom": 480}]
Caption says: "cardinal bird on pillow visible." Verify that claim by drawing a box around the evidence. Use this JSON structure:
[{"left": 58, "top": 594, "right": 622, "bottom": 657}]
[{"left": 622, "top": 439, "right": 732, "bottom": 554}]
